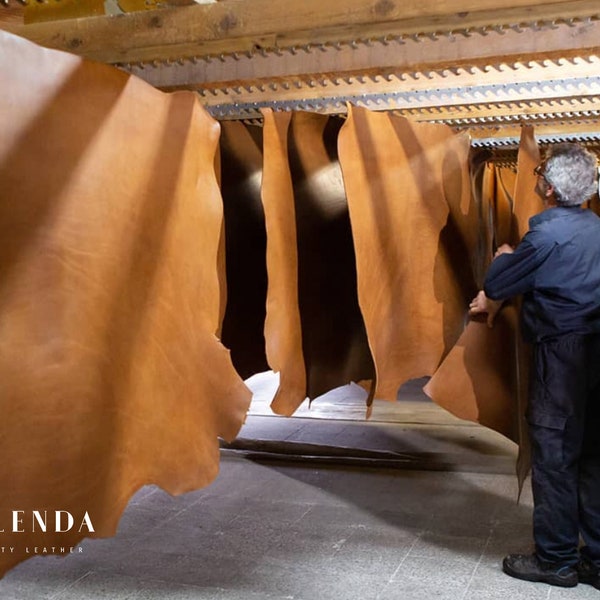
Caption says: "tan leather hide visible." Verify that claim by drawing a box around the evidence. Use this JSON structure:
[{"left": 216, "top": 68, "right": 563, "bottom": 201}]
[
  {"left": 338, "top": 105, "right": 475, "bottom": 401},
  {"left": 219, "top": 120, "right": 270, "bottom": 378},
  {"left": 425, "top": 127, "right": 542, "bottom": 483},
  {"left": 260, "top": 109, "right": 308, "bottom": 415},
  {"left": 0, "top": 30, "right": 250, "bottom": 576},
  {"left": 259, "top": 110, "right": 374, "bottom": 414}
]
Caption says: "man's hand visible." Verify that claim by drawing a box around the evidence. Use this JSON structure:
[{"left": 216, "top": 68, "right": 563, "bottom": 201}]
[
  {"left": 468, "top": 290, "right": 504, "bottom": 327},
  {"left": 494, "top": 243, "right": 514, "bottom": 258}
]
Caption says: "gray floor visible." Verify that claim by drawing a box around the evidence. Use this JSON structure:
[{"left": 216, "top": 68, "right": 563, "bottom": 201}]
[{"left": 1, "top": 376, "right": 598, "bottom": 599}]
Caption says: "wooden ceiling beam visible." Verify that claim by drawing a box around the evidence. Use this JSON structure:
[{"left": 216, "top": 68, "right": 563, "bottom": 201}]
[
  {"left": 1, "top": 0, "right": 599, "bottom": 64},
  {"left": 129, "top": 19, "right": 600, "bottom": 90}
]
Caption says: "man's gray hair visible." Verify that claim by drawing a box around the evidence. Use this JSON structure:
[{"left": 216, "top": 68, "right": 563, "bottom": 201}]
[{"left": 543, "top": 142, "right": 598, "bottom": 207}]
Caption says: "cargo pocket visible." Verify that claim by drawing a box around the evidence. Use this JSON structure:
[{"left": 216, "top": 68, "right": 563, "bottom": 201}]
[{"left": 527, "top": 410, "right": 568, "bottom": 469}]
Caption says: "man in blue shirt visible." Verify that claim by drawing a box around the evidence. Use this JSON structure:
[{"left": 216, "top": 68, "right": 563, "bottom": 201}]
[{"left": 469, "top": 142, "right": 600, "bottom": 589}]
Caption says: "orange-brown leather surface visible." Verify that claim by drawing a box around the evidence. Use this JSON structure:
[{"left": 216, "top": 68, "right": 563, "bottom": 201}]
[
  {"left": 425, "top": 308, "right": 522, "bottom": 437},
  {"left": 494, "top": 165, "right": 517, "bottom": 247},
  {"left": 219, "top": 120, "right": 270, "bottom": 378},
  {"left": 425, "top": 127, "right": 542, "bottom": 482},
  {"left": 512, "top": 126, "right": 544, "bottom": 238},
  {"left": 0, "top": 30, "right": 250, "bottom": 576},
  {"left": 464, "top": 151, "right": 496, "bottom": 289},
  {"left": 338, "top": 106, "right": 474, "bottom": 401},
  {"left": 260, "top": 109, "right": 307, "bottom": 415},
  {"left": 224, "top": 111, "right": 374, "bottom": 412},
  {"left": 287, "top": 112, "right": 374, "bottom": 401}
]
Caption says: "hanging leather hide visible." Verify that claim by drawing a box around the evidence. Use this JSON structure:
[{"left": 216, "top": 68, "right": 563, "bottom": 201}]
[
  {"left": 0, "top": 29, "right": 250, "bottom": 576},
  {"left": 338, "top": 105, "right": 475, "bottom": 402}
]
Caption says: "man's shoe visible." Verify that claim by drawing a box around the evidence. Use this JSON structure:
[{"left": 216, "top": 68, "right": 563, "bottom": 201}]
[
  {"left": 577, "top": 558, "right": 600, "bottom": 590},
  {"left": 502, "top": 553, "right": 578, "bottom": 587}
]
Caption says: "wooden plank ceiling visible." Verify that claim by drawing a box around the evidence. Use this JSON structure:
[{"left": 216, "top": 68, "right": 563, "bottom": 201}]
[{"left": 1, "top": 0, "right": 600, "bottom": 150}]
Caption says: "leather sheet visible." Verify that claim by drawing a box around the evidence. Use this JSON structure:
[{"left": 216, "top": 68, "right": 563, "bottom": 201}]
[
  {"left": 260, "top": 109, "right": 307, "bottom": 415},
  {"left": 338, "top": 106, "right": 475, "bottom": 401},
  {"left": 286, "top": 112, "right": 374, "bottom": 402},
  {"left": 466, "top": 151, "right": 495, "bottom": 286},
  {"left": 219, "top": 120, "right": 270, "bottom": 378},
  {"left": 425, "top": 127, "right": 541, "bottom": 479},
  {"left": 0, "top": 30, "right": 250, "bottom": 576},
  {"left": 512, "top": 126, "right": 544, "bottom": 236},
  {"left": 258, "top": 110, "right": 374, "bottom": 414}
]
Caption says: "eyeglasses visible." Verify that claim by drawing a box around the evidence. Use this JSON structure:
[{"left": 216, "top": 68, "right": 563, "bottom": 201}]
[{"left": 533, "top": 162, "right": 550, "bottom": 180}]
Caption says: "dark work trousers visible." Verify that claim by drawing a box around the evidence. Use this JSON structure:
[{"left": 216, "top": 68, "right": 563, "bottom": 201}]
[{"left": 528, "top": 332, "right": 600, "bottom": 567}]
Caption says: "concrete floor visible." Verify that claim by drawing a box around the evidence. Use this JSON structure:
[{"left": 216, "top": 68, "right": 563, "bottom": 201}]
[{"left": 1, "top": 375, "right": 598, "bottom": 599}]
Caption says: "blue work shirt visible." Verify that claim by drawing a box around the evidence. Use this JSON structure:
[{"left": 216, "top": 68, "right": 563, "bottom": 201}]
[{"left": 484, "top": 206, "right": 600, "bottom": 343}]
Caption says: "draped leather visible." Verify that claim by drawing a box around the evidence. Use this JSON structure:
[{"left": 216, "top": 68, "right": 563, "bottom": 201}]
[
  {"left": 286, "top": 112, "right": 374, "bottom": 403},
  {"left": 219, "top": 120, "right": 270, "bottom": 379},
  {"left": 260, "top": 109, "right": 307, "bottom": 415},
  {"left": 338, "top": 105, "right": 475, "bottom": 401},
  {"left": 0, "top": 29, "right": 250, "bottom": 576},
  {"left": 258, "top": 110, "right": 375, "bottom": 414},
  {"left": 425, "top": 126, "right": 542, "bottom": 483}
]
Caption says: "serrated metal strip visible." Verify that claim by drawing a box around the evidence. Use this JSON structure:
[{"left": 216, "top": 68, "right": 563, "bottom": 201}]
[{"left": 203, "top": 78, "right": 600, "bottom": 118}]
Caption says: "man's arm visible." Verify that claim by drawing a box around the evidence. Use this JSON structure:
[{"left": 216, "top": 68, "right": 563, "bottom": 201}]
[
  {"left": 469, "top": 235, "right": 552, "bottom": 326},
  {"left": 484, "top": 236, "right": 551, "bottom": 300}
]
